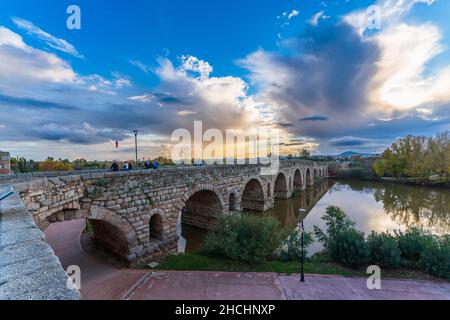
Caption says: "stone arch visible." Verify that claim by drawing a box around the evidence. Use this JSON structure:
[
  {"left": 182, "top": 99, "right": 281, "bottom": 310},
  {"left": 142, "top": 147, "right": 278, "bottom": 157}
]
[
  {"left": 177, "top": 184, "right": 226, "bottom": 213},
  {"left": 142, "top": 207, "right": 167, "bottom": 242},
  {"left": 88, "top": 206, "right": 139, "bottom": 264},
  {"left": 149, "top": 214, "right": 163, "bottom": 241},
  {"left": 178, "top": 186, "right": 226, "bottom": 230},
  {"left": 267, "top": 182, "right": 271, "bottom": 197},
  {"left": 314, "top": 168, "right": 318, "bottom": 180},
  {"left": 293, "top": 169, "right": 303, "bottom": 189},
  {"left": 274, "top": 171, "right": 289, "bottom": 199},
  {"left": 306, "top": 168, "right": 313, "bottom": 186},
  {"left": 241, "top": 177, "right": 266, "bottom": 211}
]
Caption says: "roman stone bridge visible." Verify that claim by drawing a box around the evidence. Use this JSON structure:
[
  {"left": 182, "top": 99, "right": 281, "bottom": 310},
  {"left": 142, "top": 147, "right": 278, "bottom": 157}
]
[{"left": 1, "top": 160, "right": 329, "bottom": 267}]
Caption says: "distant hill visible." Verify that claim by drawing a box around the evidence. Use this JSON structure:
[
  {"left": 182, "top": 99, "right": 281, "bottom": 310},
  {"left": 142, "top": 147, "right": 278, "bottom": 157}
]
[{"left": 337, "top": 151, "right": 380, "bottom": 158}]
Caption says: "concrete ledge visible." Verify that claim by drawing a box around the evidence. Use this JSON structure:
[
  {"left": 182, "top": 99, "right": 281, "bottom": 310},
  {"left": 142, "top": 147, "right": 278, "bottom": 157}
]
[{"left": 0, "top": 191, "right": 80, "bottom": 300}]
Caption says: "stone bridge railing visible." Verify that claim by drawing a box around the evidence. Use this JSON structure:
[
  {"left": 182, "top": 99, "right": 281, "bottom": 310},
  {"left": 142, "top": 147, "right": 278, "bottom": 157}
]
[{"left": 0, "top": 187, "right": 80, "bottom": 300}]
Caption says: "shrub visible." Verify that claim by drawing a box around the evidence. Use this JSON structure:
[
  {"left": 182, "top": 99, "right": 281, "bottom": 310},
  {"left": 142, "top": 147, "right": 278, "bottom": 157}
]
[
  {"left": 419, "top": 235, "right": 450, "bottom": 279},
  {"left": 278, "top": 228, "right": 314, "bottom": 261},
  {"left": 373, "top": 159, "right": 385, "bottom": 177},
  {"left": 315, "top": 206, "right": 369, "bottom": 269},
  {"left": 367, "top": 232, "right": 402, "bottom": 269},
  {"left": 395, "top": 228, "right": 435, "bottom": 267},
  {"left": 336, "top": 167, "right": 372, "bottom": 179},
  {"left": 328, "top": 228, "right": 369, "bottom": 269},
  {"left": 314, "top": 206, "right": 356, "bottom": 251},
  {"left": 202, "top": 214, "right": 284, "bottom": 264}
]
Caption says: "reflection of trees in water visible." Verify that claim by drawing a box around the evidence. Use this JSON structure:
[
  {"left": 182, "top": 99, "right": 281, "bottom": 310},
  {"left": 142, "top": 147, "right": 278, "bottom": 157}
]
[
  {"left": 370, "top": 183, "right": 449, "bottom": 234},
  {"left": 332, "top": 180, "right": 449, "bottom": 234},
  {"left": 332, "top": 180, "right": 378, "bottom": 195}
]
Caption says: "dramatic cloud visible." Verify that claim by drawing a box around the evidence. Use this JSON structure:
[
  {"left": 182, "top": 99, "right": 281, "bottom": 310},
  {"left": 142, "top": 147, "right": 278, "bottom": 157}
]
[
  {"left": 12, "top": 17, "right": 84, "bottom": 58},
  {"left": 239, "top": 0, "right": 450, "bottom": 153},
  {"left": 239, "top": 22, "right": 379, "bottom": 140}
]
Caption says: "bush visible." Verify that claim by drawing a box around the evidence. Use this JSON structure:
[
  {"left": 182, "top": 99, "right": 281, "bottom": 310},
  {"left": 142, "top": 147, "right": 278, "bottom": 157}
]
[
  {"left": 395, "top": 228, "right": 435, "bottom": 267},
  {"left": 336, "top": 167, "right": 372, "bottom": 179},
  {"left": 329, "top": 229, "right": 369, "bottom": 269},
  {"left": 367, "top": 232, "right": 402, "bottom": 269},
  {"left": 315, "top": 206, "right": 369, "bottom": 269},
  {"left": 419, "top": 235, "right": 450, "bottom": 279},
  {"left": 278, "top": 229, "right": 314, "bottom": 261},
  {"left": 314, "top": 206, "right": 356, "bottom": 251},
  {"left": 202, "top": 214, "right": 284, "bottom": 264},
  {"left": 373, "top": 159, "right": 385, "bottom": 177}
]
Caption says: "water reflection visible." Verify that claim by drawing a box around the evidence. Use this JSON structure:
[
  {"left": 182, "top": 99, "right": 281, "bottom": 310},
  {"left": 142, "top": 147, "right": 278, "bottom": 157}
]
[{"left": 179, "top": 180, "right": 449, "bottom": 254}]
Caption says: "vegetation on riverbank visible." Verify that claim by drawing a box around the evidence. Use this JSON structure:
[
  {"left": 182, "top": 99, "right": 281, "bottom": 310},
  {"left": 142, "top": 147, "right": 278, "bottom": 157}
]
[
  {"left": 376, "top": 131, "right": 449, "bottom": 183},
  {"left": 159, "top": 206, "right": 449, "bottom": 280},
  {"left": 335, "top": 131, "right": 449, "bottom": 186},
  {"left": 157, "top": 252, "right": 441, "bottom": 281},
  {"left": 317, "top": 207, "right": 449, "bottom": 279}
]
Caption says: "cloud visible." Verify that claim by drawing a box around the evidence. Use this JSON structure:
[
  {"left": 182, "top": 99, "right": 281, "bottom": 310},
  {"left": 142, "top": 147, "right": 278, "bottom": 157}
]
[
  {"left": 277, "top": 9, "right": 300, "bottom": 27},
  {"left": 300, "top": 115, "right": 330, "bottom": 122},
  {"left": 12, "top": 17, "right": 83, "bottom": 58},
  {"left": 177, "top": 110, "right": 197, "bottom": 116},
  {"left": 288, "top": 10, "right": 299, "bottom": 20},
  {"left": 239, "top": 0, "right": 450, "bottom": 154},
  {"left": 0, "top": 26, "right": 77, "bottom": 87},
  {"left": 239, "top": 22, "right": 379, "bottom": 139},
  {"left": 309, "top": 11, "right": 328, "bottom": 26},
  {"left": 179, "top": 55, "right": 213, "bottom": 80},
  {"left": 130, "top": 60, "right": 151, "bottom": 74},
  {"left": 328, "top": 136, "right": 373, "bottom": 147},
  {"left": 128, "top": 94, "right": 152, "bottom": 102}
]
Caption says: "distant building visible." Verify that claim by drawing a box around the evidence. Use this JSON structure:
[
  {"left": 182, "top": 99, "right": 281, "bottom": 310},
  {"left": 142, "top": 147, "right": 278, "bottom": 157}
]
[{"left": 0, "top": 151, "right": 11, "bottom": 174}]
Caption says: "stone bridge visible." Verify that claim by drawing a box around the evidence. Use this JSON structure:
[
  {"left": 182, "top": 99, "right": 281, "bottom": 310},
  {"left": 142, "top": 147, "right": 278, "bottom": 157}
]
[{"left": 1, "top": 160, "right": 329, "bottom": 267}]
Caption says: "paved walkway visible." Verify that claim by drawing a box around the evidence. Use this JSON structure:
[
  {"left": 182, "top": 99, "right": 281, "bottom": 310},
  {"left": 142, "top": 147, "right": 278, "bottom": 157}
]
[{"left": 44, "top": 219, "right": 450, "bottom": 300}]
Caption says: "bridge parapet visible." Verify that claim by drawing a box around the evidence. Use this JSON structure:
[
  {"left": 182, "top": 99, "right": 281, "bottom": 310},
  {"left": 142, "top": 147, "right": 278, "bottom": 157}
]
[{"left": 0, "top": 188, "right": 80, "bottom": 300}]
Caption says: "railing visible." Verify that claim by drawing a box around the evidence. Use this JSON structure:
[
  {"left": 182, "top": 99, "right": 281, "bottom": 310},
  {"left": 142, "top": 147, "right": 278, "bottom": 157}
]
[
  {"left": 0, "top": 159, "right": 332, "bottom": 183},
  {"left": 0, "top": 186, "right": 14, "bottom": 202}
]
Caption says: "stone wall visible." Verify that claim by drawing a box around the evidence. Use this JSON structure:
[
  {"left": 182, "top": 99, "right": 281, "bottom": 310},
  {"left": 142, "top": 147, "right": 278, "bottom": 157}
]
[{"left": 0, "top": 190, "right": 80, "bottom": 300}]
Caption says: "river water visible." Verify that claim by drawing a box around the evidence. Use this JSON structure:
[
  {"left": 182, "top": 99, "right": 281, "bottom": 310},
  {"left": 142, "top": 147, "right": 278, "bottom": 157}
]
[{"left": 180, "top": 180, "right": 450, "bottom": 255}]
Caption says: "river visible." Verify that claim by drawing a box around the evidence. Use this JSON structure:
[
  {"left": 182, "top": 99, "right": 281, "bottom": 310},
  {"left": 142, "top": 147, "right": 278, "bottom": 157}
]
[{"left": 179, "top": 180, "right": 450, "bottom": 255}]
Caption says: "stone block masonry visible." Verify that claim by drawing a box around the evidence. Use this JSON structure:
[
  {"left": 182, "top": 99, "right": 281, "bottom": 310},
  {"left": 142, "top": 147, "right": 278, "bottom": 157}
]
[
  {"left": 1, "top": 160, "right": 330, "bottom": 267},
  {"left": 0, "top": 190, "right": 80, "bottom": 300}
]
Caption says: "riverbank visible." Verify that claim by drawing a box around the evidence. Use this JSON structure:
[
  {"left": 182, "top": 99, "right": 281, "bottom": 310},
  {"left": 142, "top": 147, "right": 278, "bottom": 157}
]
[
  {"left": 333, "top": 175, "right": 450, "bottom": 188},
  {"left": 157, "top": 252, "right": 446, "bottom": 282}
]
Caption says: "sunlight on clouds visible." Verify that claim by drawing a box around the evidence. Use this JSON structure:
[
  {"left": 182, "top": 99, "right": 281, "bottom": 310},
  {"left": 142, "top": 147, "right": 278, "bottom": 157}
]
[
  {"left": 0, "top": 26, "right": 77, "bottom": 84},
  {"left": 373, "top": 23, "right": 450, "bottom": 110},
  {"left": 344, "top": 0, "right": 450, "bottom": 113}
]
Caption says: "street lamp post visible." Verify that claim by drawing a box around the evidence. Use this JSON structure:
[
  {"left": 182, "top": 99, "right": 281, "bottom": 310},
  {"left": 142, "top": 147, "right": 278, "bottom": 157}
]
[
  {"left": 133, "top": 130, "right": 138, "bottom": 169},
  {"left": 298, "top": 208, "right": 306, "bottom": 283}
]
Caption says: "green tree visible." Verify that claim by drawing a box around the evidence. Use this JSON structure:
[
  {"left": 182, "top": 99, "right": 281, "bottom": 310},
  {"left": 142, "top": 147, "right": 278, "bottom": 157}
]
[{"left": 373, "top": 159, "right": 385, "bottom": 177}]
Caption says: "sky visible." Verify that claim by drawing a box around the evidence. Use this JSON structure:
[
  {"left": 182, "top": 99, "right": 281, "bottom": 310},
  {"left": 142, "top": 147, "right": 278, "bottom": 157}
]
[{"left": 0, "top": 0, "right": 449, "bottom": 160}]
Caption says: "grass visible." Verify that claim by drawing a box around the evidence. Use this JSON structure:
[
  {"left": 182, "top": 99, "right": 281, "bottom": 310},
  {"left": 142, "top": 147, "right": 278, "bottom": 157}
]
[{"left": 156, "top": 252, "right": 442, "bottom": 281}]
